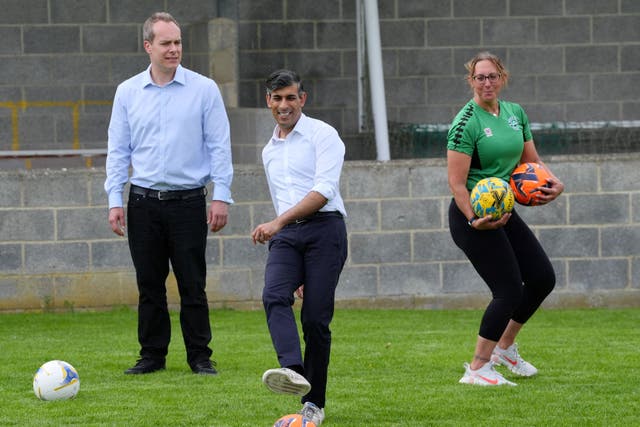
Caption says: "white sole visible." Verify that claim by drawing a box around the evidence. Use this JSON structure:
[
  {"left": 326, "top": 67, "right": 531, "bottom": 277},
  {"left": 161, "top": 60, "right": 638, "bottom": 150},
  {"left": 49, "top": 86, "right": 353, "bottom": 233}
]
[
  {"left": 459, "top": 376, "right": 517, "bottom": 386},
  {"left": 262, "top": 369, "right": 311, "bottom": 395}
]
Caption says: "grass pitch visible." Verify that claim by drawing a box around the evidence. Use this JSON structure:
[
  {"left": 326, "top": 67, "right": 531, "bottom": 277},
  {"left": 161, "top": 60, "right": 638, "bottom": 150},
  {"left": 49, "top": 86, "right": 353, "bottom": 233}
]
[{"left": 1, "top": 307, "right": 638, "bottom": 426}]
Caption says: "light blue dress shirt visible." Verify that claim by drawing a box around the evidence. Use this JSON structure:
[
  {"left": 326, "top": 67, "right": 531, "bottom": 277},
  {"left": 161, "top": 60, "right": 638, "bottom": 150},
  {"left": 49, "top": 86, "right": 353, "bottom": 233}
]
[
  {"left": 262, "top": 113, "right": 347, "bottom": 217},
  {"left": 105, "top": 64, "right": 233, "bottom": 208}
]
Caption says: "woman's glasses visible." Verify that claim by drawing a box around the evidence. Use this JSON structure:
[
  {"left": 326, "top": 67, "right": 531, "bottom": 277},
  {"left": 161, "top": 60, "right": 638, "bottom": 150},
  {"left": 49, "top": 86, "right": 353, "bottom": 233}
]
[{"left": 472, "top": 73, "right": 501, "bottom": 83}]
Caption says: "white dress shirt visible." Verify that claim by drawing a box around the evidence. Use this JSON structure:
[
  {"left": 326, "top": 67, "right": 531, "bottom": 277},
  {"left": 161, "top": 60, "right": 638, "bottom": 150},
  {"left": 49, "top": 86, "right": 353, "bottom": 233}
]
[{"left": 262, "top": 113, "right": 347, "bottom": 217}]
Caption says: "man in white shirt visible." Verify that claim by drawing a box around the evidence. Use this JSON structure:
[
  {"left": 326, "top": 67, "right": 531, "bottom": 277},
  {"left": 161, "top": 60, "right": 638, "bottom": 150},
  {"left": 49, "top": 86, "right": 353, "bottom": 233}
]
[
  {"left": 105, "top": 12, "right": 233, "bottom": 376},
  {"left": 251, "top": 69, "right": 348, "bottom": 426}
]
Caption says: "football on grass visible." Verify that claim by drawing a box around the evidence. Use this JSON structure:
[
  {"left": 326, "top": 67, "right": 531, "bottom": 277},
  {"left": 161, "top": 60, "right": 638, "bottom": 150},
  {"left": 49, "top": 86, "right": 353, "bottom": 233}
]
[
  {"left": 273, "top": 414, "right": 316, "bottom": 427},
  {"left": 33, "top": 360, "right": 80, "bottom": 401}
]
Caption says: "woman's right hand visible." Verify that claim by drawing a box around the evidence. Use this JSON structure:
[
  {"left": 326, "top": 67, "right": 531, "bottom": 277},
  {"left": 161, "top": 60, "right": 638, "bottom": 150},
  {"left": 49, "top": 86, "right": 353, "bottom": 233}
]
[{"left": 471, "top": 212, "right": 511, "bottom": 230}]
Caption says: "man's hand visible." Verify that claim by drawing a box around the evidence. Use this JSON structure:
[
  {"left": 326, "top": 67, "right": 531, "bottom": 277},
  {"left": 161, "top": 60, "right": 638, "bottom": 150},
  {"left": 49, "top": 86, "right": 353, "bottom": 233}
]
[
  {"left": 251, "top": 219, "right": 284, "bottom": 245},
  {"left": 108, "top": 207, "right": 126, "bottom": 236},
  {"left": 208, "top": 201, "right": 229, "bottom": 232}
]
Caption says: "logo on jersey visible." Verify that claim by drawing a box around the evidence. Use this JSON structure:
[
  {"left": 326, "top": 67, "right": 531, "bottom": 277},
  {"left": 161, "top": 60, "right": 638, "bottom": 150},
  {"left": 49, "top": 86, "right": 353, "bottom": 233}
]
[
  {"left": 507, "top": 116, "right": 522, "bottom": 131},
  {"left": 484, "top": 127, "right": 493, "bottom": 137}
]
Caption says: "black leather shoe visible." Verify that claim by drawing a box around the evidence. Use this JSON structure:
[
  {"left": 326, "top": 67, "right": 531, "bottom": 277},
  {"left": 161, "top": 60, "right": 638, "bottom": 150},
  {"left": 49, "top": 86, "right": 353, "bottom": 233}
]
[
  {"left": 192, "top": 360, "right": 218, "bottom": 376},
  {"left": 124, "top": 358, "right": 166, "bottom": 375}
]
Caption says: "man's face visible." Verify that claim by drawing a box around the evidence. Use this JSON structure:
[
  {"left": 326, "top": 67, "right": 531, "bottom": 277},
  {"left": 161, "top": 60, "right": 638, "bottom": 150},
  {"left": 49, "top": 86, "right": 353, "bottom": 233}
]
[
  {"left": 144, "top": 20, "right": 182, "bottom": 76},
  {"left": 266, "top": 84, "right": 307, "bottom": 137}
]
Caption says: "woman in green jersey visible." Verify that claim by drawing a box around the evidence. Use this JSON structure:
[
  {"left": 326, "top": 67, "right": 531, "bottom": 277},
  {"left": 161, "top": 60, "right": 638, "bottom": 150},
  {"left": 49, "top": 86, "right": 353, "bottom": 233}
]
[{"left": 447, "top": 52, "right": 564, "bottom": 386}]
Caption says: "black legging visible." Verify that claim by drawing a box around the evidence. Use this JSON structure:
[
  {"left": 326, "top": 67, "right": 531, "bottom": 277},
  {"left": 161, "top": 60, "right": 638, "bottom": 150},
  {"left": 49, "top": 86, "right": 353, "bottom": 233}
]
[{"left": 448, "top": 199, "right": 555, "bottom": 341}]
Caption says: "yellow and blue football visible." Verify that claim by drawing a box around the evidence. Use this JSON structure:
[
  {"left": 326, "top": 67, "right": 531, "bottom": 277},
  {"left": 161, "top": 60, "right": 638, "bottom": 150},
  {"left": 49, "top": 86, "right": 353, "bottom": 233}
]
[{"left": 470, "top": 177, "right": 515, "bottom": 219}]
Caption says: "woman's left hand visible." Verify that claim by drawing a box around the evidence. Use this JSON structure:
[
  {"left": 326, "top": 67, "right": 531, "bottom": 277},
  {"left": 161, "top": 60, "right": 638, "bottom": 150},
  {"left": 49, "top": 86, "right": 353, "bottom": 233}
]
[{"left": 535, "top": 177, "right": 564, "bottom": 205}]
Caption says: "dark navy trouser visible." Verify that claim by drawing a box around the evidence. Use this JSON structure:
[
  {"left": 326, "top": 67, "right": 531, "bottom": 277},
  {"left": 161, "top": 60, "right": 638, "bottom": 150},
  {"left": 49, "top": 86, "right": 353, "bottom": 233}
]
[
  {"left": 262, "top": 213, "right": 347, "bottom": 408},
  {"left": 127, "top": 189, "right": 212, "bottom": 368}
]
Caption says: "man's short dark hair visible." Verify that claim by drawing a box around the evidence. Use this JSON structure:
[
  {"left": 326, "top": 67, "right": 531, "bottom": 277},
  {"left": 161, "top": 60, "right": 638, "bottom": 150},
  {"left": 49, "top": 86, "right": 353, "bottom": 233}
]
[{"left": 265, "top": 69, "right": 304, "bottom": 94}]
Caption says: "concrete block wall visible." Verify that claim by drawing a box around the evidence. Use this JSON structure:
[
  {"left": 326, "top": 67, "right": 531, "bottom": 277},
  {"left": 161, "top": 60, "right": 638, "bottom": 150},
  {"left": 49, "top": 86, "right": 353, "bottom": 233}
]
[
  {"left": 2, "top": 0, "right": 639, "bottom": 161},
  {"left": 0, "top": 0, "right": 226, "bottom": 152},
  {"left": 236, "top": 0, "right": 640, "bottom": 157},
  {"left": 1, "top": 153, "right": 639, "bottom": 312}
]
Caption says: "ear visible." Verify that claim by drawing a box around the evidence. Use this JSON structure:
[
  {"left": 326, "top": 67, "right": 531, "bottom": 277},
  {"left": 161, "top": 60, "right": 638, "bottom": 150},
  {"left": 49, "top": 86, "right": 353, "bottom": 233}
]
[
  {"left": 143, "top": 40, "right": 152, "bottom": 54},
  {"left": 299, "top": 91, "right": 307, "bottom": 108},
  {"left": 466, "top": 76, "right": 474, "bottom": 89}
]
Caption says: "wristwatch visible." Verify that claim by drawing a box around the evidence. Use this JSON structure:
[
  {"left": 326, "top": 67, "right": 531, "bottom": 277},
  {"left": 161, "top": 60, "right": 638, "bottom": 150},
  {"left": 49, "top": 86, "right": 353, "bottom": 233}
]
[{"left": 467, "top": 217, "right": 477, "bottom": 227}]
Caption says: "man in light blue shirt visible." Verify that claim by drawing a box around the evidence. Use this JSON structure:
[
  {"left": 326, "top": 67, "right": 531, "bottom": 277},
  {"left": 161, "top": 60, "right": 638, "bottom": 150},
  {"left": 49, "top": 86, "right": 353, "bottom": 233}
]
[
  {"left": 251, "top": 69, "right": 347, "bottom": 426},
  {"left": 104, "top": 11, "right": 233, "bottom": 376}
]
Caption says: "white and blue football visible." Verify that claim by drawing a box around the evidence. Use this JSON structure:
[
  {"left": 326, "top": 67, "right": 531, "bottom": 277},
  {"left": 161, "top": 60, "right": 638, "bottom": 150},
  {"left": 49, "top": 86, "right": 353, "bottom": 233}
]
[{"left": 33, "top": 360, "right": 80, "bottom": 401}]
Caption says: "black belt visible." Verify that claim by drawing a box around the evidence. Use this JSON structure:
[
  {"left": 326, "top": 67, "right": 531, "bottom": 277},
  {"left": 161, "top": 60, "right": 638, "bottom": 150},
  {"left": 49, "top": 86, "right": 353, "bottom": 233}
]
[
  {"left": 293, "top": 211, "right": 343, "bottom": 225},
  {"left": 130, "top": 184, "right": 206, "bottom": 201}
]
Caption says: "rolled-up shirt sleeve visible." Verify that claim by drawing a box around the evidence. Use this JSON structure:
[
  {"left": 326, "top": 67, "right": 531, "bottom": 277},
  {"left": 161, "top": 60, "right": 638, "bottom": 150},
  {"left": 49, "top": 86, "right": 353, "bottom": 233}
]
[{"left": 311, "top": 126, "right": 345, "bottom": 201}]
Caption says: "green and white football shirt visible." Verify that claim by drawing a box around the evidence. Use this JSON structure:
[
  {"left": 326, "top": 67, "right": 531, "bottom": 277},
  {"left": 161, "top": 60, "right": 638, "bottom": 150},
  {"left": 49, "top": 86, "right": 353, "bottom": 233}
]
[{"left": 447, "top": 99, "right": 533, "bottom": 190}]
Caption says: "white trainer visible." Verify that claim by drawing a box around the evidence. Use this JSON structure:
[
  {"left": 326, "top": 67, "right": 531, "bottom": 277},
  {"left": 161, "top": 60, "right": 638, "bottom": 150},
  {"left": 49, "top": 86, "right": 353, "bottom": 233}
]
[
  {"left": 262, "top": 368, "right": 311, "bottom": 395},
  {"left": 299, "top": 402, "right": 325, "bottom": 426},
  {"left": 459, "top": 361, "right": 517, "bottom": 386},
  {"left": 492, "top": 343, "right": 538, "bottom": 377}
]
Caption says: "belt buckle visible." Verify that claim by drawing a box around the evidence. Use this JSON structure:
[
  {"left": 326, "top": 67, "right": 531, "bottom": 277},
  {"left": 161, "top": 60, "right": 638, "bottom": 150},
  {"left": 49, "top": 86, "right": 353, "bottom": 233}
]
[{"left": 157, "top": 190, "right": 169, "bottom": 200}]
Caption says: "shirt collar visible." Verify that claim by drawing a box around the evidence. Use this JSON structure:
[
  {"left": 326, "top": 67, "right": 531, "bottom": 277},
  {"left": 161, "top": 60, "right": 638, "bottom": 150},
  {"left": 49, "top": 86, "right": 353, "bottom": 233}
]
[
  {"left": 271, "top": 113, "right": 310, "bottom": 142},
  {"left": 293, "top": 113, "right": 310, "bottom": 135},
  {"left": 141, "top": 64, "right": 186, "bottom": 88}
]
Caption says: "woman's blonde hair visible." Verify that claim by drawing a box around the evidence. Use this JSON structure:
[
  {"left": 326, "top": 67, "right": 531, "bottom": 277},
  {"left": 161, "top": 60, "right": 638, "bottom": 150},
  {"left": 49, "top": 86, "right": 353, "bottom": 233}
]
[{"left": 464, "top": 51, "right": 509, "bottom": 87}]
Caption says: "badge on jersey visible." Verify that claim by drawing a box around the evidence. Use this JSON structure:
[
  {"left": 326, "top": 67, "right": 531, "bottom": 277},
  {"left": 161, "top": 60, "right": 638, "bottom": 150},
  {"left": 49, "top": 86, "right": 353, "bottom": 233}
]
[{"left": 508, "top": 116, "right": 522, "bottom": 131}]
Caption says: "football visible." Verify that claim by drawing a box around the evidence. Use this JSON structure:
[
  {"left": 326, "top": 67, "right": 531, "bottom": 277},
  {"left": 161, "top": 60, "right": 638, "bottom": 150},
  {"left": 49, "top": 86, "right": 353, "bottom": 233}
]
[
  {"left": 273, "top": 414, "right": 316, "bottom": 427},
  {"left": 470, "top": 177, "right": 515, "bottom": 219},
  {"left": 510, "top": 162, "right": 552, "bottom": 206},
  {"left": 33, "top": 360, "right": 80, "bottom": 401}
]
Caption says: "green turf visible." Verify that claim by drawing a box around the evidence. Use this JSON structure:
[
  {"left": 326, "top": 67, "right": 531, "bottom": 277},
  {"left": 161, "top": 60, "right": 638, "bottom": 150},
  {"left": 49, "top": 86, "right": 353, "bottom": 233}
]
[{"left": 1, "top": 307, "right": 638, "bottom": 426}]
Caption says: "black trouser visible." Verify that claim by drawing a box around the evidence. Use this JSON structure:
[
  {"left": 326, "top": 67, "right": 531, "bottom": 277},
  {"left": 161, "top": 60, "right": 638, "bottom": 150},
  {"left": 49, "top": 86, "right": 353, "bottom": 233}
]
[
  {"left": 448, "top": 199, "right": 555, "bottom": 341},
  {"left": 262, "top": 213, "right": 347, "bottom": 409},
  {"left": 127, "top": 186, "right": 212, "bottom": 368}
]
